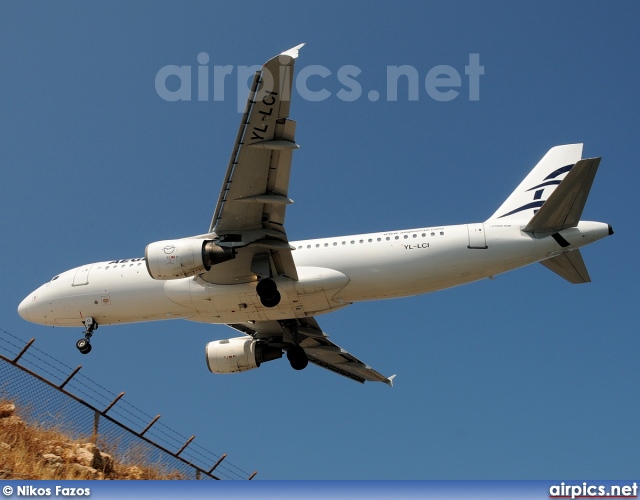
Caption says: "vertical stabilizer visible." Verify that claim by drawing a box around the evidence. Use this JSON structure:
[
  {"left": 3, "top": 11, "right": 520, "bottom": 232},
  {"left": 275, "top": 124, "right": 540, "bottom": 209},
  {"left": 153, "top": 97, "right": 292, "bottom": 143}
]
[{"left": 487, "top": 144, "right": 583, "bottom": 224}]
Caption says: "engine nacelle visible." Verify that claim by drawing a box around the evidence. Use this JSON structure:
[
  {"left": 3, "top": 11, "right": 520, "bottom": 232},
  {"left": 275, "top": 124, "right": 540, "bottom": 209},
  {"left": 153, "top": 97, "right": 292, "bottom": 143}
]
[
  {"left": 145, "top": 238, "right": 234, "bottom": 280},
  {"left": 205, "top": 337, "right": 282, "bottom": 374}
]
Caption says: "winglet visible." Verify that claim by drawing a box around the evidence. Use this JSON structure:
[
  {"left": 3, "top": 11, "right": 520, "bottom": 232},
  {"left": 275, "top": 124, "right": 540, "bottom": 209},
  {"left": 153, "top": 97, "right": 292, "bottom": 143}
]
[
  {"left": 279, "top": 43, "right": 305, "bottom": 60},
  {"left": 385, "top": 374, "right": 397, "bottom": 388}
]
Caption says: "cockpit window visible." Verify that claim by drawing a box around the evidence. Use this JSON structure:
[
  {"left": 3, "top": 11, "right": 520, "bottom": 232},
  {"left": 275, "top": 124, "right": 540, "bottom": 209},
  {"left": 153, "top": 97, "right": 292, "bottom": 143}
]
[{"left": 51, "top": 276, "right": 59, "bottom": 281}]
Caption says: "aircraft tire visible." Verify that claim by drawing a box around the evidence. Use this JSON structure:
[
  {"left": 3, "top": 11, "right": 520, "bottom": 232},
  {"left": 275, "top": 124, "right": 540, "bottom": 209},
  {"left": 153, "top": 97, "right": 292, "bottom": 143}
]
[
  {"left": 259, "top": 290, "right": 281, "bottom": 308},
  {"left": 76, "top": 338, "right": 92, "bottom": 354},
  {"left": 287, "top": 345, "right": 308, "bottom": 370}
]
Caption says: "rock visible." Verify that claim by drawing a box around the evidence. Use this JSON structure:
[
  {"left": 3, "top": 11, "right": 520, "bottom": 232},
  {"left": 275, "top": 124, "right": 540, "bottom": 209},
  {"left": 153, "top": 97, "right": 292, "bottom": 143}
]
[
  {"left": 99, "top": 452, "right": 114, "bottom": 474},
  {"left": 68, "top": 443, "right": 113, "bottom": 474},
  {"left": 42, "top": 453, "right": 63, "bottom": 465},
  {"left": 73, "top": 446, "right": 97, "bottom": 468},
  {"left": 42, "top": 440, "right": 65, "bottom": 456},
  {"left": 0, "top": 403, "right": 15, "bottom": 418},
  {"left": 41, "top": 453, "right": 64, "bottom": 471},
  {"left": 70, "top": 463, "right": 99, "bottom": 479}
]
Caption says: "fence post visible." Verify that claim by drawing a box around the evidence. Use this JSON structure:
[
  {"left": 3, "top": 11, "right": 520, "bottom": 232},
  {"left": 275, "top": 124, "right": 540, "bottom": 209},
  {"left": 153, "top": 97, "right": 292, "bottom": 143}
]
[{"left": 92, "top": 410, "right": 100, "bottom": 444}]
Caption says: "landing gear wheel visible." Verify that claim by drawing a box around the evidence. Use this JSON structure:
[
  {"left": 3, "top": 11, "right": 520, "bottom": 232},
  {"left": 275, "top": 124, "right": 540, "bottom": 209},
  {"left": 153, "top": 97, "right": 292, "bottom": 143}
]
[
  {"left": 256, "top": 278, "right": 281, "bottom": 308},
  {"left": 76, "top": 338, "right": 92, "bottom": 354},
  {"left": 259, "top": 290, "right": 281, "bottom": 308},
  {"left": 287, "top": 345, "right": 308, "bottom": 370},
  {"left": 75, "top": 316, "right": 98, "bottom": 354}
]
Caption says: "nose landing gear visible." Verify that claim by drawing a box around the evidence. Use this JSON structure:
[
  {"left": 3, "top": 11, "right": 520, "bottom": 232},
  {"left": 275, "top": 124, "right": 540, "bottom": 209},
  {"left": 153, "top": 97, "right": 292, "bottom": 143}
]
[{"left": 76, "top": 317, "right": 98, "bottom": 354}]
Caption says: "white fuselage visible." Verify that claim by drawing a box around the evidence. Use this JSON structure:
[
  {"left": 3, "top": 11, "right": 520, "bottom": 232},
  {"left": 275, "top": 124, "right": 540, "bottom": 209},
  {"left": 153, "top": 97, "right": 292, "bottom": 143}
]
[{"left": 18, "top": 220, "right": 611, "bottom": 329}]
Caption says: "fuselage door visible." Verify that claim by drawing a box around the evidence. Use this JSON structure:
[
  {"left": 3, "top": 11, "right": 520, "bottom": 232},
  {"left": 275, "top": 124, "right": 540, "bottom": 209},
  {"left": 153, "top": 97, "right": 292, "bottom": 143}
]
[
  {"left": 467, "top": 223, "right": 488, "bottom": 249},
  {"left": 72, "top": 264, "right": 93, "bottom": 286}
]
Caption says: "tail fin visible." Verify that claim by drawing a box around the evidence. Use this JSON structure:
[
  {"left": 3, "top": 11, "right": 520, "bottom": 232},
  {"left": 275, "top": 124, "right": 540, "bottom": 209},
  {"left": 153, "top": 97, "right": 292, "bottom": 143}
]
[
  {"left": 487, "top": 143, "right": 607, "bottom": 285},
  {"left": 487, "top": 144, "right": 583, "bottom": 225}
]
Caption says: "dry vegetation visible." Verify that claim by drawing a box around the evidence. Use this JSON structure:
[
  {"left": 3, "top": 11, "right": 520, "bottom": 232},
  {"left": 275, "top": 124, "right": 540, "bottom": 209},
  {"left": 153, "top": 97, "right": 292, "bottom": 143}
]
[{"left": 0, "top": 401, "right": 186, "bottom": 480}]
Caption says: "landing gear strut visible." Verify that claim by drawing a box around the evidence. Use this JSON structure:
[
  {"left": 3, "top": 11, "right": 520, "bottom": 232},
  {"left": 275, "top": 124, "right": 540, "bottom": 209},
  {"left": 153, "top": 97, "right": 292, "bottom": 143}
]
[
  {"left": 76, "top": 317, "right": 98, "bottom": 355},
  {"left": 256, "top": 278, "right": 281, "bottom": 308}
]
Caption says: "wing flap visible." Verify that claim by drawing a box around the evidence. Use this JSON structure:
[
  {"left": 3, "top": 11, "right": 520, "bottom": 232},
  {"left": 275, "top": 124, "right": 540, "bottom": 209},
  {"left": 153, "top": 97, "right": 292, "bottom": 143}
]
[{"left": 301, "top": 337, "right": 395, "bottom": 386}]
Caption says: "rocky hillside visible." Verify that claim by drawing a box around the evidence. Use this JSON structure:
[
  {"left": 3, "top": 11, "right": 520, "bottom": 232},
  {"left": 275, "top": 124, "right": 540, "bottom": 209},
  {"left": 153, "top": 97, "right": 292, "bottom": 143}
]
[{"left": 0, "top": 401, "right": 185, "bottom": 480}]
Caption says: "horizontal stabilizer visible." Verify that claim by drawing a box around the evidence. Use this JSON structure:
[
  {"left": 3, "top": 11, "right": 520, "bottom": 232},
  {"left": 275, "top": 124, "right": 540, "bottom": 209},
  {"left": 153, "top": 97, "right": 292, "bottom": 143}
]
[
  {"left": 540, "top": 250, "right": 591, "bottom": 284},
  {"left": 523, "top": 157, "right": 601, "bottom": 234}
]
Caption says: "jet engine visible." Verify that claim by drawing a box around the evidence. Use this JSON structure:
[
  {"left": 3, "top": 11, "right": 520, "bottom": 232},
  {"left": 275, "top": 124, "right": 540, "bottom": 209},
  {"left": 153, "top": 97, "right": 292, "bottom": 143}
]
[
  {"left": 206, "top": 337, "right": 283, "bottom": 374},
  {"left": 145, "top": 238, "right": 234, "bottom": 280}
]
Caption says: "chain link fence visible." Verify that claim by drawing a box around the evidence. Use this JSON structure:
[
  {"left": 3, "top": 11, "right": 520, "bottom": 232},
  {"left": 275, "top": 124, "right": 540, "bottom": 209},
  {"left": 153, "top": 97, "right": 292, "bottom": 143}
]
[{"left": 0, "top": 327, "right": 255, "bottom": 480}]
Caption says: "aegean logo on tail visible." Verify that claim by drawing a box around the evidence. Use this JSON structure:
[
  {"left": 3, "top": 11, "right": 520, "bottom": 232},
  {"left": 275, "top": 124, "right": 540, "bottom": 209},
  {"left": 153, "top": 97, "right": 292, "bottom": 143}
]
[{"left": 498, "top": 163, "right": 575, "bottom": 219}]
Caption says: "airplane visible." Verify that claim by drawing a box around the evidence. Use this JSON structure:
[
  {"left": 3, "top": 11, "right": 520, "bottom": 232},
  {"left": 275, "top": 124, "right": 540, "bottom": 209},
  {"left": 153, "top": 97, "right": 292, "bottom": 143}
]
[{"left": 17, "top": 44, "right": 613, "bottom": 386}]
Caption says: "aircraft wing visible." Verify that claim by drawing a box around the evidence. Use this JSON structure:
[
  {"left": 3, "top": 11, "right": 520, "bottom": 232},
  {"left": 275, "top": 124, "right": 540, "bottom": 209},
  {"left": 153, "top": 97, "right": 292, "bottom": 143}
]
[
  {"left": 201, "top": 44, "right": 304, "bottom": 285},
  {"left": 228, "top": 317, "right": 396, "bottom": 386}
]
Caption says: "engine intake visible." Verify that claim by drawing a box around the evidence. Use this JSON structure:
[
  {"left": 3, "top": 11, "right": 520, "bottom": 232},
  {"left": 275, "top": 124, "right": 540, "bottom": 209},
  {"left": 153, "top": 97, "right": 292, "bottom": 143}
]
[
  {"left": 206, "top": 337, "right": 282, "bottom": 374},
  {"left": 145, "top": 238, "right": 235, "bottom": 280}
]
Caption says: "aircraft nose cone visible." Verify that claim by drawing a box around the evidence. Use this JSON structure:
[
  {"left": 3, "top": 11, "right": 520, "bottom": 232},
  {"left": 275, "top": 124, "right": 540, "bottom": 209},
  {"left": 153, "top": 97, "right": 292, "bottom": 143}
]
[{"left": 18, "top": 295, "right": 32, "bottom": 322}]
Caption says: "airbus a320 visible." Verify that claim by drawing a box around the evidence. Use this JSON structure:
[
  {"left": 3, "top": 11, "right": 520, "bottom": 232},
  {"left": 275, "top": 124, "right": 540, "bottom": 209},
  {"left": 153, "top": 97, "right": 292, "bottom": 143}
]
[{"left": 18, "top": 45, "right": 613, "bottom": 386}]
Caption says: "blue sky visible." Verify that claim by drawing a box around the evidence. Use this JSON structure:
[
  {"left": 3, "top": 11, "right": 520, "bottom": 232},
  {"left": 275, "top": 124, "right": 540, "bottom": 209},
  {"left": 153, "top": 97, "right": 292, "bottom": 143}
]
[{"left": 1, "top": 1, "right": 639, "bottom": 480}]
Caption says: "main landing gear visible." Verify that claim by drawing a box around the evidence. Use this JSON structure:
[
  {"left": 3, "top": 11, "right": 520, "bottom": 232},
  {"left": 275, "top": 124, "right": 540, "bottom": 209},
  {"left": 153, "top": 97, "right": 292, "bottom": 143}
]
[
  {"left": 281, "top": 320, "right": 308, "bottom": 371},
  {"left": 76, "top": 317, "right": 98, "bottom": 355},
  {"left": 256, "top": 278, "right": 281, "bottom": 308},
  {"left": 287, "top": 346, "right": 308, "bottom": 371}
]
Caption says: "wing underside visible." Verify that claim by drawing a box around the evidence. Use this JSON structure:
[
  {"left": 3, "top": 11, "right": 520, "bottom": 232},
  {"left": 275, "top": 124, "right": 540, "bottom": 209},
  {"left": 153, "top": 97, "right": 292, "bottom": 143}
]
[
  {"left": 201, "top": 44, "right": 304, "bottom": 285},
  {"left": 228, "top": 318, "right": 396, "bottom": 386}
]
